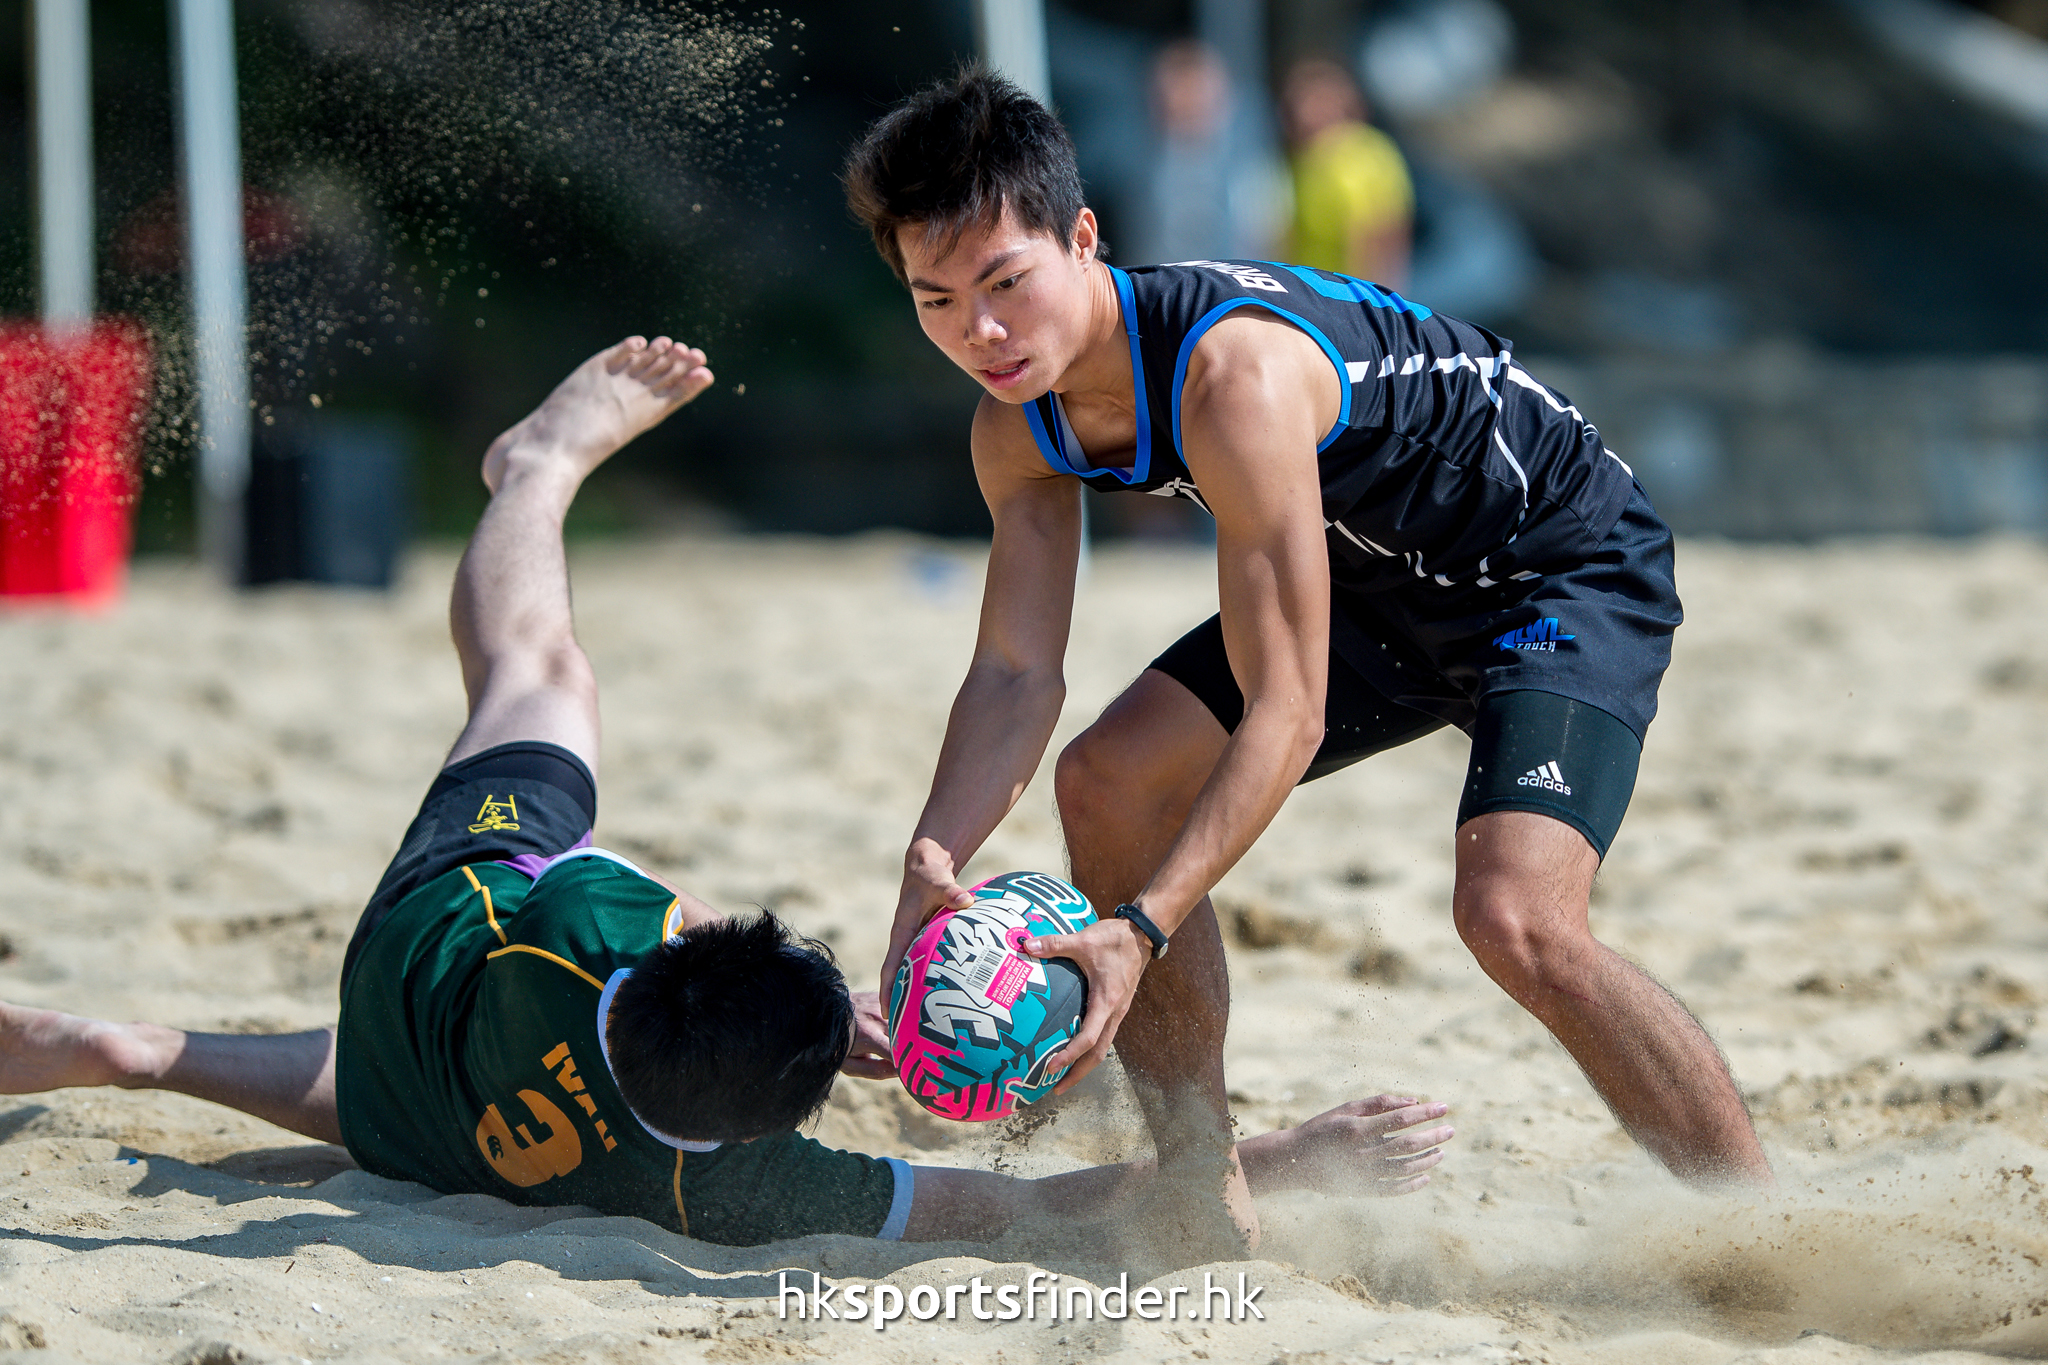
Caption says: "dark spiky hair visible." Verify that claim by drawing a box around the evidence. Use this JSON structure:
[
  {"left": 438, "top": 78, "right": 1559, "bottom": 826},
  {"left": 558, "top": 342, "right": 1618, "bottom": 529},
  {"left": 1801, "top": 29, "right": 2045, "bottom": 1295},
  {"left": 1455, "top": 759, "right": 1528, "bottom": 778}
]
[
  {"left": 842, "top": 63, "right": 1090, "bottom": 285},
  {"left": 605, "top": 913, "right": 851, "bottom": 1143}
]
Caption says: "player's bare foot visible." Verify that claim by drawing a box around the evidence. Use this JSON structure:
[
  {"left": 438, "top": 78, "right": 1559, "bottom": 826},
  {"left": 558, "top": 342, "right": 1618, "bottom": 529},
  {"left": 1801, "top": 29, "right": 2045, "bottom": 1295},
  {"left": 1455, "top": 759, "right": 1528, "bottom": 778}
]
[
  {"left": 481, "top": 336, "right": 715, "bottom": 493},
  {"left": 1241, "top": 1095, "right": 1453, "bottom": 1197},
  {"left": 0, "top": 1002, "right": 169, "bottom": 1094}
]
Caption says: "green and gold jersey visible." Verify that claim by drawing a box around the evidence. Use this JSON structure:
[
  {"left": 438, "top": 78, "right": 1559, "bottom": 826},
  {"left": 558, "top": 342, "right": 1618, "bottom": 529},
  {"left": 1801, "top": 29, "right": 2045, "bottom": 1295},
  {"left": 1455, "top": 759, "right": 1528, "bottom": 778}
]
[{"left": 336, "top": 849, "right": 909, "bottom": 1246}]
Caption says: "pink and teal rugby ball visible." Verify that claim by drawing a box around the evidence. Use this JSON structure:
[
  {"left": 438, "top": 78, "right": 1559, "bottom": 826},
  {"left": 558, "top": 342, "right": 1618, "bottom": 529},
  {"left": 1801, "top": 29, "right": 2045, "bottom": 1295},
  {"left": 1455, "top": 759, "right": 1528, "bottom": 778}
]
[{"left": 888, "top": 871, "right": 1096, "bottom": 1122}]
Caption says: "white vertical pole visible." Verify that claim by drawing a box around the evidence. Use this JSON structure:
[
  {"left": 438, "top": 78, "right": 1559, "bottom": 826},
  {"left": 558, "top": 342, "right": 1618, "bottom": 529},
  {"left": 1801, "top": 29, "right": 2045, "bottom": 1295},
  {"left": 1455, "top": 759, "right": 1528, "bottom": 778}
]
[
  {"left": 31, "top": 0, "right": 95, "bottom": 330},
  {"left": 973, "top": 0, "right": 1051, "bottom": 104},
  {"left": 172, "top": 0, "right": 250, "bottom": 580}
]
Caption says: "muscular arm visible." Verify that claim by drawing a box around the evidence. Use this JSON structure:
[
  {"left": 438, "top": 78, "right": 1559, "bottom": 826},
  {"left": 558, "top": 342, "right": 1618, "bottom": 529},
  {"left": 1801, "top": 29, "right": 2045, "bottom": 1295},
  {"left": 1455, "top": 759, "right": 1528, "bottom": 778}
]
[
  {"left": 1025, "top": 313, "right": 1339, "bottom": 1086},
  {"left": 1135, "top": 314, "right": 1335, "bottom": 933},
  {"left": 881, "top": 399, "right": 1084, "bottom": 996}
]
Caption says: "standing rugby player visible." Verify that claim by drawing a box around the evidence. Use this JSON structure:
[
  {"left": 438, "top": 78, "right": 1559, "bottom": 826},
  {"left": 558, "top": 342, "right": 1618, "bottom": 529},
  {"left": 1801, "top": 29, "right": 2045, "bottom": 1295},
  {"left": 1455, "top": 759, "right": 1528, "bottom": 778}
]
[{"left": 849, "top": 68, "right": 1769, "bottom": 1243}]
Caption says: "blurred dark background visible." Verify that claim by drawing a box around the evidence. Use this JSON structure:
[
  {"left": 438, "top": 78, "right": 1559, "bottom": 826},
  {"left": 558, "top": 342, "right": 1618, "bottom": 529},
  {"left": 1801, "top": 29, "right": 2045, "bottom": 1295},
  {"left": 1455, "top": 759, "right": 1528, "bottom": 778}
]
[{"left": 2, "top": 0, "right": 2045, "bottom": 554}]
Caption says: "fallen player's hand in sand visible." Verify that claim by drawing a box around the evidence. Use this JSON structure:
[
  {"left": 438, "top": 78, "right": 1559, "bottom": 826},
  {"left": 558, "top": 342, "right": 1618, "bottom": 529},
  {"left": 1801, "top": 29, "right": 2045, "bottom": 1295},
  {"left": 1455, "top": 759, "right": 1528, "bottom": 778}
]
[{"left": 1240, "top": 1095, "right": 1454, "bottom": 1198}]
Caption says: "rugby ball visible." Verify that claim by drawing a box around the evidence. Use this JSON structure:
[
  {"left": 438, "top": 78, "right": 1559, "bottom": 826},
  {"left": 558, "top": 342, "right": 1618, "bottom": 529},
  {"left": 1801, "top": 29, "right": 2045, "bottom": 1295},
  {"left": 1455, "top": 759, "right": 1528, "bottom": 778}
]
[{"left": 887, "top": 871, "right": 1097, "bottom": 1122}]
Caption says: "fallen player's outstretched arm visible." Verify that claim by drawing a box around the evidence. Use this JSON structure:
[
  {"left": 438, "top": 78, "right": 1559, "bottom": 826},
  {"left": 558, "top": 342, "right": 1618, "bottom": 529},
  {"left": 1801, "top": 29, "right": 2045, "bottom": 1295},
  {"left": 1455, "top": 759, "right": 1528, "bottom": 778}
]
[
  {"left": 1, "top": 999, "right": 1451, "bottom": 1243},
  {"left": 897, "top": 1095, "right": 1453, "bottom": 1242}
]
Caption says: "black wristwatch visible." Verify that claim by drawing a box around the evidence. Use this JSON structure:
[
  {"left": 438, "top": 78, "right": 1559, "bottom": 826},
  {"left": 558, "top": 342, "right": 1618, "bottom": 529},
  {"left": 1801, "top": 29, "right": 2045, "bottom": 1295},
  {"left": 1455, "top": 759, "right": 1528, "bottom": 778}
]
[{"left": 1113, "top": 903, "right": 1170, "bottom": 960}]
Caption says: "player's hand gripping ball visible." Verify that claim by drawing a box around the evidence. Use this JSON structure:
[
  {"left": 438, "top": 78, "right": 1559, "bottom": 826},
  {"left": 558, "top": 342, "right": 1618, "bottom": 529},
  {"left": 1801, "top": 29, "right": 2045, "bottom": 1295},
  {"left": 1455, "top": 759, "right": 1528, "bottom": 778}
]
[{"left": 887, "top": 871, "right": 1096, "bottom": 1121}]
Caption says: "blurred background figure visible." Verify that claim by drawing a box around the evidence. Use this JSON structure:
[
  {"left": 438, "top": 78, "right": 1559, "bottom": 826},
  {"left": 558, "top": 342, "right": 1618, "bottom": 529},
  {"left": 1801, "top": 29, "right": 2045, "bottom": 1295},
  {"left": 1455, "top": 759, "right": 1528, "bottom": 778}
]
[
  {"left": 1351, "top": 0, "right": 1534, "bottom": 322},
  {"left": 1130, "top": 38, "right": 1287, "bottom": 265},
  {"left": 1279, "top": 57, "right": 1411, "bottom": 286}
]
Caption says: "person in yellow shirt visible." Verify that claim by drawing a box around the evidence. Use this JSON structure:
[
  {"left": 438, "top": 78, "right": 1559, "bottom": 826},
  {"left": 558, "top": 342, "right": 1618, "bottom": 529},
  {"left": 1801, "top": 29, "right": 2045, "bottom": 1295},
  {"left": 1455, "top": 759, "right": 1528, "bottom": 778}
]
[{"left": 1282, "top": 59, "right": 1412, "bottom": 287}]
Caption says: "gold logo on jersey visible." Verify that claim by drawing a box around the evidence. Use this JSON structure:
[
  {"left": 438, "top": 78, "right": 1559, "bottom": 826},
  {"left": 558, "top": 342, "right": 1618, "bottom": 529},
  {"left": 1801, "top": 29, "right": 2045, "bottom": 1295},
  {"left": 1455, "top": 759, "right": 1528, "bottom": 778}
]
[
  {"left": 469, "top": 794, "right": 520, "bottom": 834},
  {"left": 475, "top": 1089, "right": 582, "bottom": 1187}
]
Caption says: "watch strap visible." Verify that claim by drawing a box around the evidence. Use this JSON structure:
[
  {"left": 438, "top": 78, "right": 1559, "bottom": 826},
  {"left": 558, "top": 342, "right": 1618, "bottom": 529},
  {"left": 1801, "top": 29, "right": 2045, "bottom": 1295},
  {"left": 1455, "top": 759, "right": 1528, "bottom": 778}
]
[{"left": 1113, "top": 903, "right": 1170, "bottom": 960}]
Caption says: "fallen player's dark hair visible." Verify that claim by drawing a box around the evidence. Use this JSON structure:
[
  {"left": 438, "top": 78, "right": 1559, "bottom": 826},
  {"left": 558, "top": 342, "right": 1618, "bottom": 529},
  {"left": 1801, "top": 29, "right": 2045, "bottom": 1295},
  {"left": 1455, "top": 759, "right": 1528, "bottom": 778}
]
[
  {"left": 842, "top": 62, "right": 1090, "bottom": 286},
  {"left": 606, "top": 913, "right": 852, "bottom": 1143}
]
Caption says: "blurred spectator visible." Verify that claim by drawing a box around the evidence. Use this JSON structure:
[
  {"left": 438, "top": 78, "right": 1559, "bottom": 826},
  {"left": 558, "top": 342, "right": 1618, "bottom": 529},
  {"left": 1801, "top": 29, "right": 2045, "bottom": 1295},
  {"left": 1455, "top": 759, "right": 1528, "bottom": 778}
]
[
  {"left": 1403, "top": 161, "right": 1537, "bottom": 324},
  {"left": 1281, "top": 58, "right": 1412, "bottom": 286},
  {"left": 1130, "top": 39, "right": 1286, "bottom": 265},
  {"left": 1356, "top": 0, "right": 1515, "bottom": 121}
]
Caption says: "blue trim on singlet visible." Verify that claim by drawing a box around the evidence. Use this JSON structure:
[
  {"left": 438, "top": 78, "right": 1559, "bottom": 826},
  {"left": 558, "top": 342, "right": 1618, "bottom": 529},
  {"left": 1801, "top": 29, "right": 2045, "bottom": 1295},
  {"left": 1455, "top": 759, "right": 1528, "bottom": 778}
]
[
  {"left": 1169, "top": 298, "right": 1354, "bottom": 461},
  {"left": 1020, "top": 398, "right": 1064, "bottom": 470},
  {"left": 1270, "top": 262, "right": 1433, "bottom": 320},
  {"left": 1020, "top": 265, "right": 1153, "bottom": 486},
  {"left": 1113, "top": 266, "right": 1153, "bottom": 480}
]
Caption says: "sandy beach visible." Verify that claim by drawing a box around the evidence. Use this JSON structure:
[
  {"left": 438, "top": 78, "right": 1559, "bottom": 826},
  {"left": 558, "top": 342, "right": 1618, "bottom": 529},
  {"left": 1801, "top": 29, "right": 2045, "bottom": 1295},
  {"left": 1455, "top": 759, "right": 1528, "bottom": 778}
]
[{"left": 0, "top": 530, "right": 2044, "bottom": 1364}]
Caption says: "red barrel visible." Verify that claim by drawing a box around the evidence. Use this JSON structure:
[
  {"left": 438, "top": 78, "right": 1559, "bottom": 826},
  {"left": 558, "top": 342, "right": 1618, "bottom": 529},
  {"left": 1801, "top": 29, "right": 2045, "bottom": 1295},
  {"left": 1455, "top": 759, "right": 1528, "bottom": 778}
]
[{"left": 0, "top": 321, "right": 153, "bottom": 605}]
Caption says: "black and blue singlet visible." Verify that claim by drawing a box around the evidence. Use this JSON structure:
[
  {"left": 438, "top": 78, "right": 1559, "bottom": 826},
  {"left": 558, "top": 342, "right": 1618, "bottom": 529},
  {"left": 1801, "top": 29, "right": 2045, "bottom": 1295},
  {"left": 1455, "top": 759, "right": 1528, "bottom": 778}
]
[{"left": 1022, "top": 260, "right": 1636, "bottom": 592}]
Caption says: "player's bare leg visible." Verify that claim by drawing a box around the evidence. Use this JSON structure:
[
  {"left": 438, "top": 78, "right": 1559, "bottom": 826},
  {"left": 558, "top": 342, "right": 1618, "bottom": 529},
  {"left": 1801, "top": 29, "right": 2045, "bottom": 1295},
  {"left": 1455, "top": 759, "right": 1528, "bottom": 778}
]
[
  {"left": 0, "top": 342, "right": 718, "bottom": 1153},
  {"left": 478, "top": 335, "right": 714, "bottom": 495},
  {"left": 1054, "top": 669, "right": 1253, "bottom": 1248},
  {"left": 0, "top": 1002, "right": 341, "bottom": 1143},
  {"left": 1452, "top": 811, "right": 1772, "bottom": 1185},
  {"left": 449, "top": 336, "right": 713, "bottom": 769}
]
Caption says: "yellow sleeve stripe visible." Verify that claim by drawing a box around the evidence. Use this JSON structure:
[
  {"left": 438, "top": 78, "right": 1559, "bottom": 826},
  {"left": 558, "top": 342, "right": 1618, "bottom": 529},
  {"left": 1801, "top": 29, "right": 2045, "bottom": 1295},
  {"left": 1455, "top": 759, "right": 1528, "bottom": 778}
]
[
  {"left": 672, "top": 1150, "right": 690, "bottom": 1237},
  {"left": 463, "top": 866, "right": 507, "bottom": 945},
  {"left": 484, "top": 943, "right": 606, "bottom": 991}
]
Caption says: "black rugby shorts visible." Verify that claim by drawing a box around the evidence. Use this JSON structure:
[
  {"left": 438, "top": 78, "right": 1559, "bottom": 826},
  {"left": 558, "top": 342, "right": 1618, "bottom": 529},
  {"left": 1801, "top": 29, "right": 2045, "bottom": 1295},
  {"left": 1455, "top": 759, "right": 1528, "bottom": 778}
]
[
  {"left": 1148, "top": 482, "right": 1678, "bottom": 857},
  {"left": 341, "top": 741, "right": 599, "bottom": 984}
]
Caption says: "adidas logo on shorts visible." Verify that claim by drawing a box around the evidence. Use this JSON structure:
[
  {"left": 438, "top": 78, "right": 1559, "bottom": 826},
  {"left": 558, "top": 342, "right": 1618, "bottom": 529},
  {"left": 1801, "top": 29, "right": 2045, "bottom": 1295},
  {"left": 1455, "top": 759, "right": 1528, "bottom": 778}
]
[{"left": 1518, "top": 761, "right": 1572, "bottom": 795}]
